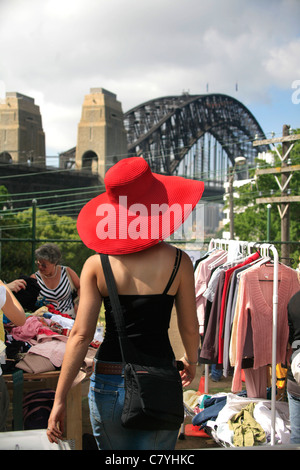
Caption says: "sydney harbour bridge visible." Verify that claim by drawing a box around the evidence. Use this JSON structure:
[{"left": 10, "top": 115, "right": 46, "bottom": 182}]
[
  {"left": 124, "top": 93, "right": 269, "bottom": 199},
  {"left": 0, "top": 92, "right": 270, "bottom": 214}
]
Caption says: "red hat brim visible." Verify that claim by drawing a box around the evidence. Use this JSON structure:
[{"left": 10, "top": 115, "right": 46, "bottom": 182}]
[{"left": 77, "top": 161, "right": 204, "bottom": 254}]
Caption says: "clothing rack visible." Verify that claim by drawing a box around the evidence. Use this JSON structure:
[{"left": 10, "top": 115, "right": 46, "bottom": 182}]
[{"left": 205, "top": 238, "right": 279, "bottom": 446}]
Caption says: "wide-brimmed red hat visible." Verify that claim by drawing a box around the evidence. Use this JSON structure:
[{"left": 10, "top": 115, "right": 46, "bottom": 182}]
[{"left": 77, "top": 157, "right": 204, "bottom": 254}]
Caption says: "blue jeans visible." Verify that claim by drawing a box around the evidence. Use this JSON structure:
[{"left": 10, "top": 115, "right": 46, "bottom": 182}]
[
  {"left": 288, "top": 392, "right": 300, "bottom": 444},
  {"left": 88, "top": 361, "right": 179, "bottom": 450},
  {"left": 210, "top": 364, "right": 222, "bottom": 381}
]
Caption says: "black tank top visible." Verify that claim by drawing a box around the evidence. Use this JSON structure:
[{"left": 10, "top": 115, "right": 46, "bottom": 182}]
[{"left": 97, "top": 248, "right": 182, "bottom": 362}]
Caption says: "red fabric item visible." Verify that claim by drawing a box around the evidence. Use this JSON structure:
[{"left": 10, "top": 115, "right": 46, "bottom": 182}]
[
  {"left": 184, "top": 424, "right": 210, "bottom": 437},
  {"left": 217, "top": 251, "right": 261, "bottom": 364},
  {"left": 47, "top": 304, "right": 72, "bottom": 319}
]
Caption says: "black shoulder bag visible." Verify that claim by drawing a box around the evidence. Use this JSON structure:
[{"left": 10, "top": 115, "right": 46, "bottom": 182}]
[{"left": 100, "top": 253, "right": 184, "bottom": 431}]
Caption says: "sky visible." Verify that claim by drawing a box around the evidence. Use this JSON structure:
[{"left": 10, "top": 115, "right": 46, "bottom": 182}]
[{"left": 1, "top": 0, "right": 299, "bottom": 158}]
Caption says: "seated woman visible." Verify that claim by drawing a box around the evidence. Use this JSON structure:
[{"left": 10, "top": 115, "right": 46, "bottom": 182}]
[{"left": 31, "top": 243, "right": 80, "bottom": 318}]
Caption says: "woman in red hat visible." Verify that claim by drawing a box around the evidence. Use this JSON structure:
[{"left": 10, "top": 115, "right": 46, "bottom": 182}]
[{"left": 47, "top": 157, "right": 204, "bottom": 450}]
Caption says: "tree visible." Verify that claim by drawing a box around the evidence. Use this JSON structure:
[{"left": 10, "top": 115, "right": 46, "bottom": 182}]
[
  {"left": 0, "top": 186, "right": 10, "bottom": 208},
  {"left": 0, "top": 203, "right": 93, "bottom": 281}
]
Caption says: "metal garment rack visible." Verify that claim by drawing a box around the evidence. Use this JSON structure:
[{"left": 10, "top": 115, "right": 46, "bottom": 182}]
[{"left": 206, "top": 238, "right": 279, "bottom": 446}]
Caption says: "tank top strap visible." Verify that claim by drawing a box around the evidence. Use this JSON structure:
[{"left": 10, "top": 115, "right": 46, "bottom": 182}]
[{"left": 162, "top": 248, "right": 182, "bottom": 295}]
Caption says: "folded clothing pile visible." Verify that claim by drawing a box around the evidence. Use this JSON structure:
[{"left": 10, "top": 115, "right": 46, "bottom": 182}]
[
  {"left": 192, "top": 392, "right": 291, "bottom": 447},
  {"left": 3, "top": 305, "right": 98, "bottom": 382}
]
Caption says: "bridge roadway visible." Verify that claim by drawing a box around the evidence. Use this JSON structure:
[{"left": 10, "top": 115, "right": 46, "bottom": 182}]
[
  {"left": 0, "top": 163, "right": 101, "bottom": 216},
  {"left": 0, "top": 163, "right": 224, "bottom": 216}
]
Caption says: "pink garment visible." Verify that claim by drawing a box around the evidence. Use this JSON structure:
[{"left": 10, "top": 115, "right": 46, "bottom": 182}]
[
  {"left": 27, "top": 333, "right": 67, "bottom": 367},
  {"left": 243, "top": 366, "right": 268, "bottom": 398},
  {"left": 11, "top": 316, "right": 55, "bottom": 343},
  {"left": 195, "top": 250, "right": 225, "bottom": 334},
  {"left": 232, "top": 263, "right": 300, "bottom": 393}
]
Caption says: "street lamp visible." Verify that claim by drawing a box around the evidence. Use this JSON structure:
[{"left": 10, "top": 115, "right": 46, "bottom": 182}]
[{"left": 229, "top": 156, "right": 247, "bottom": 239}]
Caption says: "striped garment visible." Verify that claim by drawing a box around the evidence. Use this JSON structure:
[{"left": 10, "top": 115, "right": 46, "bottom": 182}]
[{"left": 35, "top": 266, "right": 73, "bottom": 313}]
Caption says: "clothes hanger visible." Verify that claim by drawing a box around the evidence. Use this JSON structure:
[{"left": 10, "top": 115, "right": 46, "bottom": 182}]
[
  {"left": 208, "top": 250, "right": 228, "bottom": 269},
  {"left": 256, "top": 256, "right": 281, "bottom": 281}
]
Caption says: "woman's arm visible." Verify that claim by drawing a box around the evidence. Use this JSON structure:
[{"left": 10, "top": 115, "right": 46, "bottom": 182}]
[
  {"left": 0, "top": 281, "right": 26, "bottom": 326},
  {"left": 175, "top": 252, "right": 200, "bottom": 387},
  {"left": 47, "top": 256, "right": 101, "bottom": 443},
  {"left": 6, "top": 279, "right": 27, "bottom": 293}
]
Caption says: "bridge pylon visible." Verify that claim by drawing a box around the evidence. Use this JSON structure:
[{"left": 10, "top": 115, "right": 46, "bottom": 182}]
[{"left": 75, "top": 88, "right": 128, "bottom": 179}]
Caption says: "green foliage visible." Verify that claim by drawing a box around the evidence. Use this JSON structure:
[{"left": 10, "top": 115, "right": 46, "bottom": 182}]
[
  {"left": 0, "top": 186, "right": 10, "bottom": 206},
  {"left": 0, "top": 205, "right": 94, "bottom": 282}
]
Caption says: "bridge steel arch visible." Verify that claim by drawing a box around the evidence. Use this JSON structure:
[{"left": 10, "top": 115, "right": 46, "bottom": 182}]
[{"left": 124, "top": 94, "right": 270, "bottom": 189}]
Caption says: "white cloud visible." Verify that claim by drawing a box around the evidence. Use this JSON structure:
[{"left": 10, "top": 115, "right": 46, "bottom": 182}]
[
  {"left": 42, "top": 101, "right": 81, "bottom": 154},
  {"left": 265, "top": 38, "right": 300, "bottom": 86}
]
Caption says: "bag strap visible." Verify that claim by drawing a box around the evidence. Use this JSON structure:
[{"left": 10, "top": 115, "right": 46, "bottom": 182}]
[
  {"left": 162, "top": 248, "right": 182, "bottom": 295},
  {"left": 100, "top": 253, "right": 137, "bottom": 364}
]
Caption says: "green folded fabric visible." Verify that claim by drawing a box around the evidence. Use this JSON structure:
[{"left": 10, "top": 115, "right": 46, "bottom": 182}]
[{"left": 228, "top": 402, "right": 266, "bottom": 447}]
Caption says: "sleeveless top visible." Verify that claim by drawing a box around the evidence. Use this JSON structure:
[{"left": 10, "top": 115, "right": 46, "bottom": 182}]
[
  {"left": 35, "top": 266, "right": 73, "bottom": 313},
  {"left": 97, "top": 248, "right": 182, "bottom": 363}
]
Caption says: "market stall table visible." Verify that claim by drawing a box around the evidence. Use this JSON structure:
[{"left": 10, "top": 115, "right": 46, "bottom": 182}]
[{"left": 3, "top": 370, "right": 82, "bottom": 450}]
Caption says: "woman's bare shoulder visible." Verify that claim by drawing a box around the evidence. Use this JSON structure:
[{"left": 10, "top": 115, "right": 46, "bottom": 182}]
[
  {"left": 158, "top": 243, "right": 192, "bottom": 269},
  {"left": 82, "top": 254, "right": 101, "bottom": 272}
]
